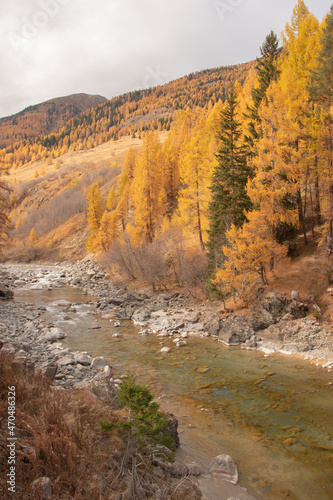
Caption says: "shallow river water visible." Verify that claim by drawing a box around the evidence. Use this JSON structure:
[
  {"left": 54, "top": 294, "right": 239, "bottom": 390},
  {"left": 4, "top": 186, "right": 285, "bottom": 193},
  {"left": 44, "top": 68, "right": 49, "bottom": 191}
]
[{"left": 14, "top": 283, "right": 333, "bottom": 500}]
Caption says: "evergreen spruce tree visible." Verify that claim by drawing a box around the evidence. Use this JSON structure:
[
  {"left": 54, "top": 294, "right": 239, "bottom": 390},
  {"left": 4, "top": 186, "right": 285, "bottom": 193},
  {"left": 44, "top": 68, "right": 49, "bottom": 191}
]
[
  {"left": 246, "top": 30, "right": 281, "bottom": 149},
  {"left": 207, "top": 86, "right": 253, "bottom": 275}
]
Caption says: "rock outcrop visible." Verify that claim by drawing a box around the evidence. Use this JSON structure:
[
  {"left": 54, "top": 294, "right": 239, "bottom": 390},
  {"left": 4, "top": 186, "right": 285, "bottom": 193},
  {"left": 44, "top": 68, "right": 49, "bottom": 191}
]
[{"left": 0, "top": 284, "right": 14, "bottom": 299}]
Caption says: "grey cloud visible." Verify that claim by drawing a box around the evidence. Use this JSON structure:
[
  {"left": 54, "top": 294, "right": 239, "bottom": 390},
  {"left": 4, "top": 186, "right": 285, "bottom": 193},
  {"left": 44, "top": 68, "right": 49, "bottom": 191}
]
[{"left": 0, "top": 0, "right": 331, "bottom": 117}]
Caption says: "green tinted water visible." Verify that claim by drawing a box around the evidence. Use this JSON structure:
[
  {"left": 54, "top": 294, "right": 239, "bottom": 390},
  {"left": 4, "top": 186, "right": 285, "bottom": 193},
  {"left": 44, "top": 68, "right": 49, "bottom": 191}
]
[{"left": 16, "top": 286, "right": 333, "bottom": 500}]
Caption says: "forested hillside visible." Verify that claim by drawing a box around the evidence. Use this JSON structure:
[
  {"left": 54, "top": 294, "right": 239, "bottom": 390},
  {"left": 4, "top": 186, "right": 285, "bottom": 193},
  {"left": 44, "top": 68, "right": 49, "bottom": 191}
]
[
  {"left": 0, "top": 94, "right": 107, "bottom": 148},
  {"left": 0, "top": 61, "right": 253, "bottom": 172},
  {"left": 82, "top": 1, "right": 333, "bottom": 300},
  {"left": 1, "top": 1, "right": 332, "bottom": 309}
]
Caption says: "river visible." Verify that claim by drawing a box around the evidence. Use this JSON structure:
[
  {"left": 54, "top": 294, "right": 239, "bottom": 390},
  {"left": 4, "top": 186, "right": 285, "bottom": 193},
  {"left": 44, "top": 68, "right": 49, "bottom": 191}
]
[{"left": 13, "top": 280, "right": 333, "bottom": 500}]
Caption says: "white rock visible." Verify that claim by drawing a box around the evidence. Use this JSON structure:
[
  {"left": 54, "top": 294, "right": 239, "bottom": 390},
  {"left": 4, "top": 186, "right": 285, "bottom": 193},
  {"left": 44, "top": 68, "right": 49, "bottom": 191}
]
[
  {"left": 74, "top": 353, "right": 92, "bottom": 366},
  {"left": 160, "top": 347, "right": 171, "bottom": 353},
  {"left": 176, "top": 340, "right": 187, "bottom": 347},
  {"left": 104, "top": 365, "right": 112, "bottom": 376},
  {"left": 57, "top": 355, "right": 75, "bottom": 366},
  {"left": 31, "top": 477, "right": 52, "bottom": 499},
  {"left": 209, "top": 454, "right": 238, "bottom": 484},
  {"left": 42, "top": 332, "right": 58, "bottom": 341},
  {"left": 50, "top": 327, "right": 67, "bottom": 339},
  {"left": 14, "top": 279, "right": 26, "bottom": 286},
  {"left": 90, "top": 356, "right": 111, "bottom": 370},
  {"left": 54, "top": 300, "right": 72, "bottom": 307}
]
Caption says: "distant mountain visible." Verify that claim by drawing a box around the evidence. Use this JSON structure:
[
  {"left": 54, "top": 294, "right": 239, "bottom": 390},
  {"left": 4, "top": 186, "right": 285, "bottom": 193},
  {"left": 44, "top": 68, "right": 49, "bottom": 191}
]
[{"left": 0, "top": 93, "right": 108, "bottom": 148}]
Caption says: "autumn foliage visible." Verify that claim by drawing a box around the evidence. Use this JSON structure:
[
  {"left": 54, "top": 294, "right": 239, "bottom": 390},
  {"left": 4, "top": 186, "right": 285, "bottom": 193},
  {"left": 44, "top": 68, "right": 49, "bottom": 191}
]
[{"left": 3, "top": 2, "right": 333, "bottom": 300}]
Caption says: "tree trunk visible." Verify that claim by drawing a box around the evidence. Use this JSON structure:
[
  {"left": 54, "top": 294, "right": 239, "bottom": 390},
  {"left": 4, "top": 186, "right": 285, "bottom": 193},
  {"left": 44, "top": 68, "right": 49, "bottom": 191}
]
[
  {"left": 314, "top": 159, "right": 322, "bottom": 225},
  {"left": 297, "top": 189, "right": 308, "bottom": 245}
]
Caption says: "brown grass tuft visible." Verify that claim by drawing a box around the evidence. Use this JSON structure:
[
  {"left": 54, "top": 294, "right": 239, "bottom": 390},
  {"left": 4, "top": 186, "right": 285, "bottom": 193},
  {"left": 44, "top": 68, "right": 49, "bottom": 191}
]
[{"left": 0, "top": 351, "right": 123, "bottom": 499}]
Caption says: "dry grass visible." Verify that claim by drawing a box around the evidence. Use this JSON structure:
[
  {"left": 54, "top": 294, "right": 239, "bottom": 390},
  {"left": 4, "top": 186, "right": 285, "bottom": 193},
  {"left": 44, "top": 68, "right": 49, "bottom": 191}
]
[
  {"left": 0, "top": 351, "right": 124, "bottom": 499},
  {"left": 0, "top": 352, "right": 199, "bottom": 500},
  {"left": 4, "top": 132, "right": 168, "bottom": 262},
  {"left": 7, "top": 133, "right": 167, "bottom": 185}
]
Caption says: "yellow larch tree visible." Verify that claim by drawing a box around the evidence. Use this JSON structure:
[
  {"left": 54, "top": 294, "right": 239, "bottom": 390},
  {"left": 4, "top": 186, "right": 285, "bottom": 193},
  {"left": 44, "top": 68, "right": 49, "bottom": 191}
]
[
  {"left": 122, "top": 147, "right": 136, "bottom": 181},
  {"left": 29, "top": 227, "right": 37, "bottom": 244},
  {"left": 86, "top": 182, "right": 106, "bottom": 253},
  {"left": 308, "top": 8, "right": 333, "bottom": 240},
  {"left": 277, "top": 4, "right": 321, "bottom": 242},
  {"left": 215, "top": 210, "right": 288, "bottom": 299},
  {"left": 131, "top": 131, "right": 165, "bottom": 242},
  {"left": 247, "top": 81, "right": 300, "bottom": 237},
  {"left": 161, "top": 134, "right": 180, "bottom": 218},
  {"left": 177, "top": 112, "right": 214, "bottom": 250},
  {"left": 106, "top": 186, "right": 118, "bottom": 211},
  {"left": 248, "top": 4, "right": 321, "bottom": 246},
  {"left": 99, "top": 210, "right": 121, "bottom": 250}
]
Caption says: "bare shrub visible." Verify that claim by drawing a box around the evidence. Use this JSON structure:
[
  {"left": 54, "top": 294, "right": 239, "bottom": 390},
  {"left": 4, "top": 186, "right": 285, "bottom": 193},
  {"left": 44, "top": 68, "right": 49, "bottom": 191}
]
[
  {"left": 102, "top": 232, "right": 170, "bottom": 290},
  {"left": 102, "top": 228, "right": 209, "bottom": 294},
  {"left": 180, "top": 249, "right": 209, "bottom": 298}
]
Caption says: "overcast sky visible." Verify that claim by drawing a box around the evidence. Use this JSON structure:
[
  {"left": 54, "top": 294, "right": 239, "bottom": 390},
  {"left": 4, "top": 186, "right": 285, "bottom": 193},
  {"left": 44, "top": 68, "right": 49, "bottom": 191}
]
[{"left": 0, "top": 0, "right": 331, "bottom": 118}]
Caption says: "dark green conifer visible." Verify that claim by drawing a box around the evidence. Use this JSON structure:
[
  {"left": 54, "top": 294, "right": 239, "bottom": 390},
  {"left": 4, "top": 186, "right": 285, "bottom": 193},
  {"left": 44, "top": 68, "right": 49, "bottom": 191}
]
[
  {"left": 246, "top": 31, "right": 281, "bottom": 149},
  {"left": 207, "top": 86, "right": 253, "bottom": 273}
]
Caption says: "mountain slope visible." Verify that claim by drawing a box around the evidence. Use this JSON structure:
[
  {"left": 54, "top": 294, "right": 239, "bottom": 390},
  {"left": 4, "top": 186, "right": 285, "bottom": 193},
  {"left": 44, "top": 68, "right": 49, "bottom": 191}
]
[
  {"left": 0, "top": 93, "right": 108, "bottom": 148},
  {"left": 0, "top": 61, "right": 254, "bottom": 171}
]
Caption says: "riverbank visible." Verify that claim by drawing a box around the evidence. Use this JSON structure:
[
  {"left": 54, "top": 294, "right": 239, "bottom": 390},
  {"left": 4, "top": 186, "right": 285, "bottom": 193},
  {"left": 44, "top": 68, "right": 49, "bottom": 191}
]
[
  {"left": 60, "top": 258, "right": 333, "bottom": 371},
  {"left": 0, "top": 262, "right": 260, "bottom": 500}
]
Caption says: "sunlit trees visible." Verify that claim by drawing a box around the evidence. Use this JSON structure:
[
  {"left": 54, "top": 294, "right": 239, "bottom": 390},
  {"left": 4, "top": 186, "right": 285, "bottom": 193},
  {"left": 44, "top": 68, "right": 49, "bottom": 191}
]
[
  {"left": 215, "top": 211, "right": 288, "bottom": 297},
  {"left": 210, "top": 1, "right": 325, "bottom": 300},
  {"left": 86, "top": 182, "right": 106, "bottom": 253},
  {"left": 308, "top": 6, "right": 333, "bottom": 241},
  {"left": 177, "top": 111, "right": 213, "bottom": 250},
  {"left": 131, "top": 131, "right": 164, "bottom": 242},
  {"left": 161, "top": 137, "right": 180, "bottom": 218},
  {"left": 99, "top": 210, "right": 121, "bottom": 250},
  {"left": 122, "top": 147, "right": 136, "bottom": 181},
  {"left": 29, "top": 227, "right": 37, "bottom": 245},
  {"left": 248, "top": 3, "right": 321, "bottom": 247},
  {"left": 106, "top": 186, "right": 118, "bottom": 211},
  {"left": 0, "top": 180, "right": 10, "bottom": 250}
]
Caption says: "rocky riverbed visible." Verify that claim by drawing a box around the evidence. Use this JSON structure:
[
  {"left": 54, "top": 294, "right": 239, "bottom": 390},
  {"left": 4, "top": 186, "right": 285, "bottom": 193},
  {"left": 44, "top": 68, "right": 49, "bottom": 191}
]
[
  {"left": 1, "top": 258, "right": 332, "bottom": 384},
  {"left": 63, "top": 259, "right": 333, "bottom": 370},
  {"left": 0, "top": 262, "right": 262, "bottom": 500}
]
